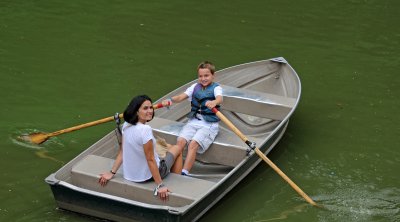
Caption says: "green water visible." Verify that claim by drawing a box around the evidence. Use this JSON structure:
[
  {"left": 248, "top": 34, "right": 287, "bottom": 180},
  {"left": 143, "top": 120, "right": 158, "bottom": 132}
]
[{"left": 1, "top": 0, "right": 399, "bottom": 221}]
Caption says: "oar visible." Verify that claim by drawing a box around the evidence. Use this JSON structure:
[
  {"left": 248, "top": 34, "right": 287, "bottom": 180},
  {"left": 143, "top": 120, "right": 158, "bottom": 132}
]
[
  {"left": 20, "top": 103, "right": 169, "bottom": 145},
  {"left": 211, "top": 108, "right": 319, "bottom": 207}
]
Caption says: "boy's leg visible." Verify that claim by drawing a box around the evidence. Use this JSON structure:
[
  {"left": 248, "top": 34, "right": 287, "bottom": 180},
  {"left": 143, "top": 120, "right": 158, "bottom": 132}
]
[
  {"left": 177, "top": 123, "right": 197, "bottom": 174},
  {"left": 182, "top": 140, "right": 200, "bottom": 173},
  {"left": 182, "top": 126, "right": 218, "bottom": 173},
  {"left": 169, "top": 139, "right": 186, "bottom": 173}
]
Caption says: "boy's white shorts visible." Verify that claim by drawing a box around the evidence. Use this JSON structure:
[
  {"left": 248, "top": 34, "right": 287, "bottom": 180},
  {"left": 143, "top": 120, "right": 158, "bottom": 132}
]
[{"left": 178, "top": 123, "right": 219, "bottom": 153}]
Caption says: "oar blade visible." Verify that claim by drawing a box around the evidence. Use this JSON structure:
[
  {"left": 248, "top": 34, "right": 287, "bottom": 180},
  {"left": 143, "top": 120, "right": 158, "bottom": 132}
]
[{"left": 19, "top": 132, "right": 49, "bottom": 144}]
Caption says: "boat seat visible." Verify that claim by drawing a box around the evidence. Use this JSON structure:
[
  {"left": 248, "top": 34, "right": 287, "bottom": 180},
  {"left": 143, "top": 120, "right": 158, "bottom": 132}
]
[
  {"left": 71, "top": 155, "right": 216, "bottom": 207},
  {"left": 221, "top": 84, "right": 296, "bottom": 120},
  {"left": 149, "top": 117, "right": 255, "bottom": 167}
]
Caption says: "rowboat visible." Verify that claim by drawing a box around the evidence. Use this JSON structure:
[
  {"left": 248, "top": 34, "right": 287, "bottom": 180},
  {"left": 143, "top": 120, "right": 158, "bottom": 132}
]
[{"left": 45, "top": 57, "right": 301, "bottom": 221}]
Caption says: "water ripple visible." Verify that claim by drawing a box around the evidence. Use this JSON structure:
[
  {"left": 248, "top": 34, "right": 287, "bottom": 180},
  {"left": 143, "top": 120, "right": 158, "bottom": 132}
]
[{"left": 315, "top": 186, "right": 400, "bottom": 222}]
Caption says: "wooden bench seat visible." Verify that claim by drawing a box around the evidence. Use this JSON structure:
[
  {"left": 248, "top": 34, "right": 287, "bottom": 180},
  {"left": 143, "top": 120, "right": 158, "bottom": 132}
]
[
  {"left": 71, "top": 155, "right": 216, "bottom": 207},
  {"left": 221, "top": 85, "right": 296, "bottom": 121}
]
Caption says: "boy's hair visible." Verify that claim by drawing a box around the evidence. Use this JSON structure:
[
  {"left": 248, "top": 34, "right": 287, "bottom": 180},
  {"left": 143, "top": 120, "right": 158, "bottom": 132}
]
[
  {"left": 123, "top": 95, "right": 154, "bottom": 125},
  {"left": 198, "top": 61, "right": 215, "bottom": 74}
]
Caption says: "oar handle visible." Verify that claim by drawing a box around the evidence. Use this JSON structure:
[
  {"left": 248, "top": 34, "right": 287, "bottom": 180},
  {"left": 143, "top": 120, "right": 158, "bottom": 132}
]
[
  {"left": 153, "top": 100, "right": 171, "bottom": 109},
  {"left": 48, "top": 103, "right": 168, "bottom": 137},
  {"left": 211, "top": 107, "right": 318, "bottom": 207}
]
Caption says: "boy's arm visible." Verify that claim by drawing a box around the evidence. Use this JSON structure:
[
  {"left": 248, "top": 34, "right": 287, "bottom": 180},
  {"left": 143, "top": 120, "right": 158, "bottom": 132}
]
[
  {"left": 162, "top": 92, "right": 188, "bottom": 106},
  {"left": 171, "top": 93, "right": 189, "bottom": 103},
  {"left": 215, "top": 95, "right": 223, "bottom": 105},
  {"left": 205, "top": 95, "right": 222, "bottom": 109}
]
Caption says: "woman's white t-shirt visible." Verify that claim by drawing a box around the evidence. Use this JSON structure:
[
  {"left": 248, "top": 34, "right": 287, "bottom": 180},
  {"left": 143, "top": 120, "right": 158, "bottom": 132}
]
[{"left": 121, "top": 122, "right": 159, "bottom": 182}]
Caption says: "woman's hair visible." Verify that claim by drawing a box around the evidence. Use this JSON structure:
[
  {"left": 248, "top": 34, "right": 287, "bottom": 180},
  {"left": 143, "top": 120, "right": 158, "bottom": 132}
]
[
  {"left": 198, "top": 61, "right": 215, "bottom": 74},
  {"left": 123, "top": 95, "right": 154, "bottom": 125}
]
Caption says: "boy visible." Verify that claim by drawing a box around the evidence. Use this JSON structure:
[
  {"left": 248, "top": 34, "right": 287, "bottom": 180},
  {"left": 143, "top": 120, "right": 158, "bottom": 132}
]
[{"left": 162, "top": 61, "right": 222, "bottom": 175}]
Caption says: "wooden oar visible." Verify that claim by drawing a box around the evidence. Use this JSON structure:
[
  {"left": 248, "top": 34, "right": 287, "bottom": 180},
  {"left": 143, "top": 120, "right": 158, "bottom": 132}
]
[
  {"left": 211, "top": 108, "right": 319, "bottom": 207},
  {"left": 20, "top": 103, "right": 168, "bottom": 145}
]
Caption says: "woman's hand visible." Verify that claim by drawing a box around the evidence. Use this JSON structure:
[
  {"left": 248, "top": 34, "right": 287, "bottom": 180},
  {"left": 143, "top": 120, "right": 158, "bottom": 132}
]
[
  {"left": 157, "top": 186, "right": 170, "bottom": 201},
  {"left": 98, "top": 172, "right": 114, "bottom": 187}
]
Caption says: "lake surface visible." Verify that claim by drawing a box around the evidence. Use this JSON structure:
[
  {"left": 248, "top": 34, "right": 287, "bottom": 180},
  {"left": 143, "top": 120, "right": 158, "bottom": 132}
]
[{"left": 1, "top": 0, "right": 399, "bottom": 221}]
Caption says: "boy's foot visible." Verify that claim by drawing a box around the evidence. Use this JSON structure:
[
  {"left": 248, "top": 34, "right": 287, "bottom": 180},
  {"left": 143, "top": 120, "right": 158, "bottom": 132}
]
[{"left": 181, "top": 169, "right": 189, "bottom": 176}]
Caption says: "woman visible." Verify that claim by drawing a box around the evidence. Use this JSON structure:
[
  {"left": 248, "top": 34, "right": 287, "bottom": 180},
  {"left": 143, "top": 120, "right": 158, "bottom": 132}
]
[{"left": 98, "top": 95, "right": 183, "bottom": 201}]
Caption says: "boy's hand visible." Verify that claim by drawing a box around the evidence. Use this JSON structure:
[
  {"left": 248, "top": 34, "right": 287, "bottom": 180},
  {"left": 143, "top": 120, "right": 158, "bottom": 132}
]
[
  {"left": 161, "top": 99, "right": 172, "bottom": 107},
  {"left": 205, "top": 100, "right": 217, "bottom": 109}
]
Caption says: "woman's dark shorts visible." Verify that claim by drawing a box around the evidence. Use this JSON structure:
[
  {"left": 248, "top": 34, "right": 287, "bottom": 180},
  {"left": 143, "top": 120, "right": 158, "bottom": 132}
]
[{"left": 158, "top": 151, "right": 174, "bottom": 179}]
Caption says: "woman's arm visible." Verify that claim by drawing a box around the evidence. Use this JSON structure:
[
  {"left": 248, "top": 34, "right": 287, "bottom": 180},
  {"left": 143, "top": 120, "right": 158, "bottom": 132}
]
[
  {"left": 143, "top": 140, "right": 170, "bottom": 201},
  {"left": 99, "top": 143, "right": 123, "bottom": 186},
  {"left": 143, "top": 140, "right": 162, "bottom": 184}
]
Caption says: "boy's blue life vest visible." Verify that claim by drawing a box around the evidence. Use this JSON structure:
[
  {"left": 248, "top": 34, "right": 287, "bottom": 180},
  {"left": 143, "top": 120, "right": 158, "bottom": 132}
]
[{"left": 188, "top": 83, "right": 220, "bottom": 122}]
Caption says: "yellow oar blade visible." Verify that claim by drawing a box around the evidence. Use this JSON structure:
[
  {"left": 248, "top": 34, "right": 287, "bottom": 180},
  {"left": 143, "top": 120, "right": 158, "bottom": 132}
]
[{"left": 19, "top": 132, "right": 49, "bottom": 145}]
